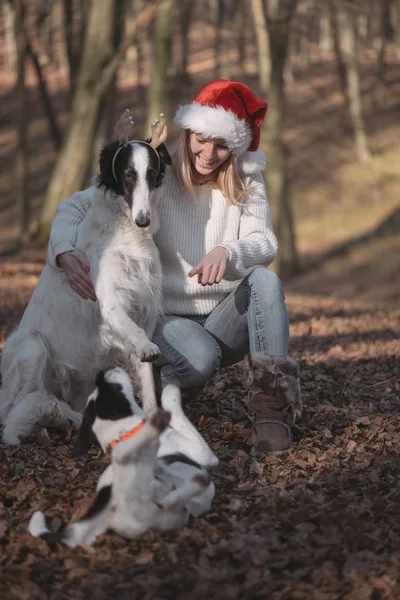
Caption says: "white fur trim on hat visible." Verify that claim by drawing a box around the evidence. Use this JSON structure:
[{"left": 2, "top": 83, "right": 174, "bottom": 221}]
[
  {"left": 174, "top": 103, "right": 252, "bottom": 156},
  {"left": 237, "top": 148, "right": 267, "bottom": 175}
]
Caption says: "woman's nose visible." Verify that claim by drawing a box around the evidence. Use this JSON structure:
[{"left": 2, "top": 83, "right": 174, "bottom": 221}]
[{"left": 203, "top": 142, "right": 217, "bottom": 159}]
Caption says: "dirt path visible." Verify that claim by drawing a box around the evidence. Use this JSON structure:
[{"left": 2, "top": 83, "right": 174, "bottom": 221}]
[{"left": 0, "top": 251, "right": 398, "bottom": 599}]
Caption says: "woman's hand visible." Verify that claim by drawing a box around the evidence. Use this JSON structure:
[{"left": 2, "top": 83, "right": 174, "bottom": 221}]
[
  {"left": 188, "top": 247, "right": 230, "bottom": 286},
  {"left": 57, "top": 250, "right": 97, "bottom": 301}
]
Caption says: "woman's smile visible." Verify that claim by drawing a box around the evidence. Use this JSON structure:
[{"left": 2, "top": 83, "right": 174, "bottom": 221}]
[{"left": 189, "top": 134, "right": 231, "bottom": 175}]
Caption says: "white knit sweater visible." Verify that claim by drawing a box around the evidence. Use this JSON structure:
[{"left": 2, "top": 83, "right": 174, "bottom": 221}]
[{"left": 47, "top": 167, "right": 278, "bottom": 315}]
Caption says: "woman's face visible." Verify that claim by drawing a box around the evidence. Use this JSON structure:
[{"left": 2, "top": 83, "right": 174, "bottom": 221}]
[{"left": 189, "top": 133, "right": 231, "bottom": 176}]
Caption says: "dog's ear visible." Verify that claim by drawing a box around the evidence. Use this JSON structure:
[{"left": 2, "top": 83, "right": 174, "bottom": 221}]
[
  {"left": 71, "top": 400, "right": 97, "bottom": 457},
  {"left": 156, "top": 142, "right": 172, "bottom": 166}
]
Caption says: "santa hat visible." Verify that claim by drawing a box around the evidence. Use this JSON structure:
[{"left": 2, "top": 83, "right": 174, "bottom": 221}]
[{"left": 174, "top": 79, "right": 268, "bottom": 174}]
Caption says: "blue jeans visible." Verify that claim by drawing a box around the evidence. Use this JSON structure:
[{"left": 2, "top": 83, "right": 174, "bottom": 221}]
[{"left": 153, "top": 267, "right": 289, "bottom": 389}]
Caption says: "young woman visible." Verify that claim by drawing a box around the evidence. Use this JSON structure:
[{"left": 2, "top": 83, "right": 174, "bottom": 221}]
[{"left": 48, "top": 79, "right": 301, "bottom": 454}]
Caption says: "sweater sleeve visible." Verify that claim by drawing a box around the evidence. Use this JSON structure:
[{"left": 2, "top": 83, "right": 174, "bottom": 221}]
[
  {"left": 47, "top": 186, "right": 96, "bottom": 269},
  {"left": 216, "top": 172, "right": 278, "bottom": 281}
]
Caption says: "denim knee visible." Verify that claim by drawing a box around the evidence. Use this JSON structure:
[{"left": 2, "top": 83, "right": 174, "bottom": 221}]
[
  {"left": 246, "top": 267, "right": 285, "bottom": 304},
  {"left": 160, "top": 336, "right": 221, "bottom": 389}
]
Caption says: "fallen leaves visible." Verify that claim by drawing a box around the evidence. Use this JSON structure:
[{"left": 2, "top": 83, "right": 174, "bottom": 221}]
[{"left": 0, "top": 254, "right": 399, "bottom": 599}]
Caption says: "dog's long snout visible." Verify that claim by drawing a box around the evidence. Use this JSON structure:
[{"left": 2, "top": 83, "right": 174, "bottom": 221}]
[{"left": 135, "top": 211, "right": 150, "bottom": 228}]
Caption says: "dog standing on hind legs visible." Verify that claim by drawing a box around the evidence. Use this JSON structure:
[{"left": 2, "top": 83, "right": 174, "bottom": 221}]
[{"left": 0, "top": 112, "right": 171, "bottom": 445}]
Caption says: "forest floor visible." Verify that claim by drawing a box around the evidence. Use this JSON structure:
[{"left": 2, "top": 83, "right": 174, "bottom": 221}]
[
  {"left": 0, "top": 24, "right": 399, "bottom": 600},
  {"left": 0, "top": 249, "right": 398, "bottom": 599}
]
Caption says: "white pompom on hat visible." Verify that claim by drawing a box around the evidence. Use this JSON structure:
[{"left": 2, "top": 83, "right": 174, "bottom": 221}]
[{"left": 174, "top": 79, "right": 268, "bottom": 174}]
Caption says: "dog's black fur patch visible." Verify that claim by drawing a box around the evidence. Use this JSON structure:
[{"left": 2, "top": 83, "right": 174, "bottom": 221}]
[
  {"left": 71, "top": 399, "right": 97, "bottom": 457},
  {"left": 94, "top": 369, "right": 134, "bottom": 421},
  {"left": 81, "top": 485, "right": 112, "bottom": 521},
  {"left": 161, "top": 453, "right": 202, "bottom": 470}
]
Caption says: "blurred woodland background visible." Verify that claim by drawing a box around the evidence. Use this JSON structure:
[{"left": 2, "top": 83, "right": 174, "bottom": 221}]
[{"left": 0, "top": 0, "right": 399, "bottom": 297}]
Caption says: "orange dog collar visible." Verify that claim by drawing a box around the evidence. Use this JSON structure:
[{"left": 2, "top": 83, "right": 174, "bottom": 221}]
[{"left": 108, "top": 420, "right": 145, "bottom": 451}]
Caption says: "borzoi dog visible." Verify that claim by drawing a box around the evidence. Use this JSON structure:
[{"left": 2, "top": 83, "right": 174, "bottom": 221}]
[
  {"left": 0, "top": 115, "right": 171, "bottom": 445},
  {"left": 29, "top": 367, "right": 218, "bottom": 547}
]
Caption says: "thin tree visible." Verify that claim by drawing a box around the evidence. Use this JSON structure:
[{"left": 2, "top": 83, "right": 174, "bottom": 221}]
[
  {"left": 146, "top": 0, "right": 174, "bottom": 134},
  {"left": 36, "top": 0, "right": 163, "bottom": 244},
  {"left": 251, "top": 0, "right": 270, "bottom": 96},
  {"left": 13, "top": 0, "right": 29, "bottom": 247},
  {"left": 3, "top": 1, "right": 17, "bottom": 72},
  {"left": 25, "top": 38, "right": 61, "bottom": 150},
  {"left": 176, "top": 0, "right": 194, "bottom": 84},
  {"left": 329, "top": 0, "right": 348, "bottom": 105},
  {"left": 373, "top": 0, "right": 394, "bottom": 104},
  {"left": 337, "top": 1, "right": 371, "bottom": 163},
  {"left": 91, "top": 0, "right": 125, "bottom": 175},
  {"left": 263, "top": 0, "right": 300, "bottom": 277}
]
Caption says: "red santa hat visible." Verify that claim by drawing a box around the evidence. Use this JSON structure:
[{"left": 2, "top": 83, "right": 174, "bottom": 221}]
[{"left": 174, "top": 79, "right": 268, "bottom": 174}]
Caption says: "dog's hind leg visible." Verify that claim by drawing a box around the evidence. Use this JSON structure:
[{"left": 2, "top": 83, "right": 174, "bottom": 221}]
[
  {"left": 0, "top": 332, "right": 49, "bottom": 424},
  {"left": 160, "top": 384, "right": 219, "bottom": 467},
  {"left": 2, "top": 392, "right": 82, "bottom": 445},
  {"left": 158, "top": 471, "right": 210, "bottom": 512}
]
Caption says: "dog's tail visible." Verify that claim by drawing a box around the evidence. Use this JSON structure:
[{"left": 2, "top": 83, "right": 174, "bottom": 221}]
[
  {"left": 28, "top": 511, "right": 66, "bottom": 544},
  {"left": 28, "top": 485, "right": 113, "bottom": 548}
]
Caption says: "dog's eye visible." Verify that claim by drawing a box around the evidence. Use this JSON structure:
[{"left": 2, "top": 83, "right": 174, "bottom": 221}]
[
  {"left": 148, "top": 170, "right": 156, "bottom": 179},
  {"left": 125, "top": 170, "right": 136, "bottom": 180}
]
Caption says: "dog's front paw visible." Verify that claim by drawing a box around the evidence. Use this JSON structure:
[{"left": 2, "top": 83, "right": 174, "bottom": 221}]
[
  {"left": 135, "top": 341, "right": 161, "bottom": 362},
  {"left": 150, "top": 408, "right": 171, "bottom": 433}
]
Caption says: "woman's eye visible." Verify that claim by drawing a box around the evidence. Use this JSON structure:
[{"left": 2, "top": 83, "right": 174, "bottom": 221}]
[{"left": 217, "top": 144, "right": 228, "bottom": 150}]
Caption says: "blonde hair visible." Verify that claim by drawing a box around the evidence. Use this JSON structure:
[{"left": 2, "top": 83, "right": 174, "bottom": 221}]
[{"left": 173, "top": 131, "right": 250, "bottom": 205}]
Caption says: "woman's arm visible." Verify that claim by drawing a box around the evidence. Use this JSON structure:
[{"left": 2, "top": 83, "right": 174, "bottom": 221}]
[
  {"left": 47, "top": 186, "right": 97, "bottom": 300},
  {"left": 217, "top": 172, "right": 278, "bottom": 281},
  {"left": 47, "top": 187, "right": 95, "bottom": 268}
]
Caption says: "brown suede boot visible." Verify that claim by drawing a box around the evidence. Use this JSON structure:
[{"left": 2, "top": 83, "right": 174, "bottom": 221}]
[{"left": 246, "top": 355, "right": 302, "bottom": 454}]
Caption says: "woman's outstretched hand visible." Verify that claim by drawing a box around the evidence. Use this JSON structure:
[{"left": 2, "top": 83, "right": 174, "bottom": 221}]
[
  {"left": 57, "top": 250, "right": 97, "bottom": 301},
  {"left": 188, "top": 247, "right": 230, "bottom": 286}
]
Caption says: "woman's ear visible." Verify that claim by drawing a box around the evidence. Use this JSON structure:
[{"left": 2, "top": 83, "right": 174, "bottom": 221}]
[{"left": 71, "top": 401, "right": 97, "bottom": 457}]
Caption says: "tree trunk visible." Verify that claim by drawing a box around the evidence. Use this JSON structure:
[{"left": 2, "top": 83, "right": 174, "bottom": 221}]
[
  {"left": 4, "top": 2, "right": 17, "bottom": 72},
  {"left": 373, "top": 0, "right": 394, "bottom": 104},
  {"left": 338, "top": 3, "right": 371, "bottom": 163},
  {"left": 263, "top": 0, "right": 300, "bottom": 277},
  {"left": 91, "top": 0, "right": 125, "bottom": 175},
  {"left": 319, "top": 3, "right": 332, "bottom": 56},
  {"left": 236, "top": 0, "right": 248, "bottom": 77},
  {"left": 63, "top": 0, "right": 79, "bottom": 101},
  {"left": 36, "top": 0, "right": 54, "bottom": 67},
  {"left": 176, "top": 0, "right": 194, "bottom": 84},
  {"left": 329, "top": 0, "right": 348, "bottom": 105},
  {"left": 26, "top": 38, "right": 61, "bottom": 150},
  {"left": 210, "top": 0, "right": 225, "bottom": 78},
  {"left": 37, "top": 0, "right": 162, "bottom": 243},
  {"left": 146, "top": 0, "right": 174, "bottom": 134},
  {"left": 250, "top": 0, "right": 270, "bottom": 96},
  {"left": 14, "top": 0, "right": 29, "bottom": 246}
]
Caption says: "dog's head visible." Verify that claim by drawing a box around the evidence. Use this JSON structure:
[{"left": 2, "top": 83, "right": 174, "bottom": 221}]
[
  {"left": 98, "top": 139, "right": 171, "bottom": 228},
  {"left": 72, "top": 367, "right": 146, "bottom": 457}
]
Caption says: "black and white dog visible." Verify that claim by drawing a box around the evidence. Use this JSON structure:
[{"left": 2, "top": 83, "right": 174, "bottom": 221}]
[
  {"left": 0, "top": 118, "right": 171, "bottom": 445},
  {"left": 29, "top": 367, "right": 218, "bottom": 547}
]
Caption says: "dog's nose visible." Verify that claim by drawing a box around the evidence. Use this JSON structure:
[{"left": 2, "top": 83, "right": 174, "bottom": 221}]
[{"left": 135, "top": 211, "right": 150, "bottom": 228}]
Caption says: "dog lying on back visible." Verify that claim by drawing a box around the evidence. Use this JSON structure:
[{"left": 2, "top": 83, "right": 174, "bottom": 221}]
[
  {"left": 0, "top": 115, "right": 171, "bottom": 445},
  {"left": 29, "top": 367, "right": 218, "bottom": 547}
]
